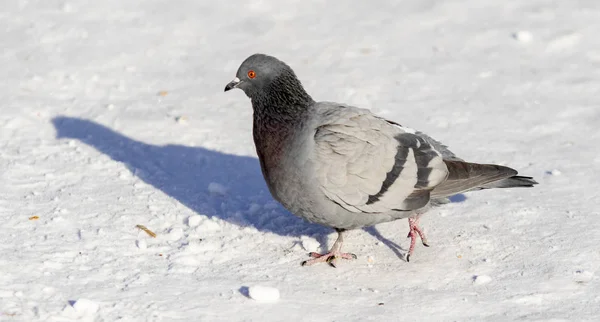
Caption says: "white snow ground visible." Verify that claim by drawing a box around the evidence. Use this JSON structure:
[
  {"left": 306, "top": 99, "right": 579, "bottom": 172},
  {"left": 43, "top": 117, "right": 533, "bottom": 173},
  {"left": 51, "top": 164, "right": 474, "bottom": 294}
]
[{"left": 1, "top": 0, "right": 599, "bottom": 320}]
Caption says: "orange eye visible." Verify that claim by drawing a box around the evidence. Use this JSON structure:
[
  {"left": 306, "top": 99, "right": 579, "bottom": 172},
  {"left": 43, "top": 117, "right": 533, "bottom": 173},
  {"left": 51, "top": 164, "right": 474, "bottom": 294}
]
[{"left": 247, "top": 70, "right": 256, "bottom": 79}]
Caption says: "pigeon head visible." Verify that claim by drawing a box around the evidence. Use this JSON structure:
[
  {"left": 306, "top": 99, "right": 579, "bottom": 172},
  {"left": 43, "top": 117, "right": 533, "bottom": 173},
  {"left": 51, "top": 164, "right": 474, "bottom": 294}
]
[{"left": 224, "top": 54, "right": 313, "bottom": 110}]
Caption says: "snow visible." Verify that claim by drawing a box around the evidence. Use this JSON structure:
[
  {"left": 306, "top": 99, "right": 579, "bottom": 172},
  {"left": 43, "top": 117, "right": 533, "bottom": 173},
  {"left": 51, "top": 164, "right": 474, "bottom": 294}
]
[
  {"left": 1, "top": 0, "right": 600, "bottom": 321},
  {"left": 186, "top": 215, "right": 202, "bottom": 228},
  {"left": 247, "top": 285, "right": 281, "bottom": 303},
  {"left": 135, "top": 239, "right": 147, "bottom": 250},
  {"left": 513, "top": 31, "right": 533, "bottom": 43},
  {"left": 63, "top": 299, "right": 100, "bottom": 320},
  {"left": 300, "top": 236, "right": 320, "bottom": 252},
  {"left": 573, "top": 270, "right": 594, "bottom": 284},
  {"left": 472, "top": 275, "right": 493, "bottom": 285}
]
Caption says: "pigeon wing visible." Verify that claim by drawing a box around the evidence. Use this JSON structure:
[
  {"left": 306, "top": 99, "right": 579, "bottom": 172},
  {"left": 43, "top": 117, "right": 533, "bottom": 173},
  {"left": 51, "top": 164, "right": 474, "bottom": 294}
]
[{"left": 312, "top": 104, "right": 449, "bottom": 213}]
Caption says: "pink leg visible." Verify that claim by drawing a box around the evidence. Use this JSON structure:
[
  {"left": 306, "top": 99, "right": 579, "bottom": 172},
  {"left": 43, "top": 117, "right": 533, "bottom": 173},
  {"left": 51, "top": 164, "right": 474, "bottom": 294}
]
[
  {"left": 406, "top": 217, "right": 430, "bottom": 262},
  {"left": 302, "top": 230, "right": 357, "bottom": 268}
]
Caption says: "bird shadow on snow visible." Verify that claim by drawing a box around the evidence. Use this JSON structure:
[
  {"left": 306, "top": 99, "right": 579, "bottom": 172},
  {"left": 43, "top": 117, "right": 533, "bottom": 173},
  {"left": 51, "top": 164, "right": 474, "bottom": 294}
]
[
  {"left": 51, "top": 116, "right": 331, "bottom": 239},
  {"left": 51, "top": 117, "right": 450, "bottom": 257},
  {"left": 363, "top": 226, "right": 407, "bottom": 260}
]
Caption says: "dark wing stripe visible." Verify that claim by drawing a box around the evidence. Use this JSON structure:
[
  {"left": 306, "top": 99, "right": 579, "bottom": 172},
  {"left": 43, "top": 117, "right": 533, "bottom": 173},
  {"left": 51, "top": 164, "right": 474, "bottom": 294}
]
[
  {"left": 415, "top": 168, "right": 433, "bottom": 188},
  {"left": 399, "top": 189, "right": 431, "bottom": 210},
  {"left": 366, "top": 144, "right": 408, "bottom": 205},
  {"left": 366, "top": 133, "right": 443, "bottom": 205},
  {"left": 413, "top": 139, "right": 440, "bottom": 188}
]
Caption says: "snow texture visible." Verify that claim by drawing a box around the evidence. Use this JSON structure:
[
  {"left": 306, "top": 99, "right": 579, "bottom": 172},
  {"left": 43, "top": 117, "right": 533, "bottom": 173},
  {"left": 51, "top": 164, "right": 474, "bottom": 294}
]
[
  {"left": 472, "top": 275, "right": 493, "bottom": 285},
  {"left": 1, "top": 0, "right": 600, "bottom": 321},
  {"left": 247, "top": 286, "right": 281, "bottom": 303}
]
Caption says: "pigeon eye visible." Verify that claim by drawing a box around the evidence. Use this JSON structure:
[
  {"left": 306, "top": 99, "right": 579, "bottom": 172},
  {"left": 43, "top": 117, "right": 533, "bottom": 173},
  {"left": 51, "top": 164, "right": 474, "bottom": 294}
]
[{"left": 247, "top": 70, "right": 256, "bottom": 79}]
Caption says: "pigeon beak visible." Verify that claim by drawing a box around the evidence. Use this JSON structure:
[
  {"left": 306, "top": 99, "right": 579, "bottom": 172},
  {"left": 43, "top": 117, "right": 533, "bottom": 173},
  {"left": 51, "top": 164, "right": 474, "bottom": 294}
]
[{"left": 224, "top": 77, "right": 241, "bottom": 92}]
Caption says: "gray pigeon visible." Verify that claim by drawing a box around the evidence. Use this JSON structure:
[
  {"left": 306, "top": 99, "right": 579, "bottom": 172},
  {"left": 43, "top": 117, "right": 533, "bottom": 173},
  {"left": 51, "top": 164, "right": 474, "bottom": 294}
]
[{"left": 224, "top": 54, "right": 537, "bottom": 267}]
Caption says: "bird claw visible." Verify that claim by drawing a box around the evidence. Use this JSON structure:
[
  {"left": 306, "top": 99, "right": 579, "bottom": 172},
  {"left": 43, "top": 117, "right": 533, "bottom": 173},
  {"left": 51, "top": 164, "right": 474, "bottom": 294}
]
[{"left": 301, "top": 252, "right": 357, "bottom": 267}]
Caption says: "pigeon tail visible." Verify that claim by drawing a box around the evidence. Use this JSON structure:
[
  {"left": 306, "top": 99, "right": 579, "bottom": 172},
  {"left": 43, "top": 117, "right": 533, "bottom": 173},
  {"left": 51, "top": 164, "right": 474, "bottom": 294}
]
[
  {"left": 431, "top": 160, "right": 537, "bottom": 198},
  {"left": 480, "top": 175, "right": 538, "bottom": 189}
]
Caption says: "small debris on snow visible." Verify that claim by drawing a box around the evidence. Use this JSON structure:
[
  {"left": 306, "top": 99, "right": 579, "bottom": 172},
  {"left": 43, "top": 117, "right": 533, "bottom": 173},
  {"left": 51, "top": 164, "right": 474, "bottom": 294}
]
[
  {"left": 175, "top": 116, "right": 188, "bottom": 124},
  {"left": 64, "top": 299, "right": 99, "bottom": 317},
  {"left": 187, "top": 215, "right": 202, "bottom": 228},
  {"left": 473, "top": 275, "right": 492, "bottom": 285},
  {"left": 512, "top": 31, "right": 533, "bottom": 43},
  {"left": 135, "top": 225, "right": 156, "bottom": 238},
  {"left": 157, "top": 91, "right": 168, "bottom": 96},
  {"left": 136, "top": 239, "right": 147, "bottom": 249},
  {"left": 300, "top": 237, "right": 320, "bottom": 252},
  {"left": 367, "top": 255, "right": 375, "bottom": 264},
  {"left": 28, "top": 216, "right": 39, "bottom": 221},
  {"left": 208, "top": 182, "right": 227, "bottom": 195},
  {"left": 573, "top": 270, "right": 594, "bottom": 283},
  {"left": 248, "top": 286, "right": 280, "bottom": 302}
]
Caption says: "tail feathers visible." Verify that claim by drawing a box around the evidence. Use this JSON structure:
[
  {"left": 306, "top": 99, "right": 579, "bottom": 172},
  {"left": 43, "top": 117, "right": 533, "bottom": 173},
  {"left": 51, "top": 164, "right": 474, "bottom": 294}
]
[
  {"left": 431, "top": 160, "right": 537, "bottom": 199},
  {"left": 480, "top": 176, "right": 538, "bottom": 189}
]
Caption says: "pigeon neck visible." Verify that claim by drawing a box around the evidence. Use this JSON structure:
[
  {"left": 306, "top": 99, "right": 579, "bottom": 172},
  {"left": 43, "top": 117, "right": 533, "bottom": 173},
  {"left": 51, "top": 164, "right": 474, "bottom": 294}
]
[
  {"left": 252, "top": 97, "right": 313, "bottom": 122},
  {"left": 251, "top": 82, "right": 314, "bottom": 124}
]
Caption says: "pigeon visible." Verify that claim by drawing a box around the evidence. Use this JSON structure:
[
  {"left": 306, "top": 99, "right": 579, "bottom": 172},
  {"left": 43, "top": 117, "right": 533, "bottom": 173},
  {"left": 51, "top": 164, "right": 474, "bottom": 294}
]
[{"left": 224, "top": 53, "right": 538, "bottom": 267}]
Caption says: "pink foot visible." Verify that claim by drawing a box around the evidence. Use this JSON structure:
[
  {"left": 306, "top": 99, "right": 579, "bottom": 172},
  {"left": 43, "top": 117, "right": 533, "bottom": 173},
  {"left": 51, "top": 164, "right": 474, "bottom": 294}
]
[
  {"left": 406, "top": 217, "right": 430, "bottom": 262},
  {"left": 301, "top": 230, "right": 356, "bottom": 267},
  {"left": 301, "top": 251, "right": 357, "bottom": 268}
]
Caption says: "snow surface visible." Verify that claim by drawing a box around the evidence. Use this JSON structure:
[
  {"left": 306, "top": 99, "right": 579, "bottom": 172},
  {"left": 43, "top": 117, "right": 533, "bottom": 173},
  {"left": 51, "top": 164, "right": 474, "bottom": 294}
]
[
  {"left": 246, "top": 286, "right": 280, "bottom": 303},
  {"left": 1, "top": 0, "right": 600, "bottom": 321}
]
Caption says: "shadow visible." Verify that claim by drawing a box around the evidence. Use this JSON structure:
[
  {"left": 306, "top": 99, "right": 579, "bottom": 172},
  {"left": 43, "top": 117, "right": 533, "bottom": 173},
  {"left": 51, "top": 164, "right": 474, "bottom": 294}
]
[
  {"left": 51, "top": 116, "right": 329, "bottom": 238},
  {"left": 238, "top": 286, "right": 250, "bottom": 298},
  {"left": 363, "top": 226, "right": 407, "bottom": 261},
  {"left": 449, "top": 194, "right": 467, "bottom": 203}
]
